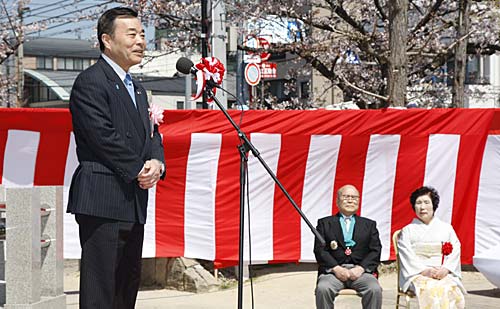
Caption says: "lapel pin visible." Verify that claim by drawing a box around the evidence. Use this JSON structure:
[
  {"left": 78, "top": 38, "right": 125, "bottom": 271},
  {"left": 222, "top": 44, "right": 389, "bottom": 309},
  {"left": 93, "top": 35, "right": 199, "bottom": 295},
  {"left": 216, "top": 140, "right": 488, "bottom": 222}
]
[
  {"left": 115, "top": 84, "right": 120, "bottom": 90},
  {"left": 330, "top": 240, "right": 338, "bottom": 250}
]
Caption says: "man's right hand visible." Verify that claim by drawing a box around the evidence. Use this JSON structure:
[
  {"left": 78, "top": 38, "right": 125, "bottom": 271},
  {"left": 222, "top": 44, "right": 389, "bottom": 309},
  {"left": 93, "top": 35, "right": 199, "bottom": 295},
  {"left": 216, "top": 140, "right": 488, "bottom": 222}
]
[
  {"left": 137, "top": 159, "right": 162, "bottom": 189},
  {"left": 332, "top": 266, "right": 350, "bottom": 282}
]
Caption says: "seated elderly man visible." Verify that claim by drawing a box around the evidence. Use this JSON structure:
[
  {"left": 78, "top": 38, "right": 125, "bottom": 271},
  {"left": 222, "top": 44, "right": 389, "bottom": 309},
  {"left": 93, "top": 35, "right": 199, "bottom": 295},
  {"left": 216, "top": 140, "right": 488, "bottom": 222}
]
[{"left": 314, "top": 184, "right": 382, "bottom": 309}]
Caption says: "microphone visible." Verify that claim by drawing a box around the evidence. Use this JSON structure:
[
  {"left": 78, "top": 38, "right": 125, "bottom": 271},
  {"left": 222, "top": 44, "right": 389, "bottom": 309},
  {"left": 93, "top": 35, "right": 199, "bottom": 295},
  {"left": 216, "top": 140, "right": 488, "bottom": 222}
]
[{"left": 176, "top": 57, "right": 197, "bottom": 75}]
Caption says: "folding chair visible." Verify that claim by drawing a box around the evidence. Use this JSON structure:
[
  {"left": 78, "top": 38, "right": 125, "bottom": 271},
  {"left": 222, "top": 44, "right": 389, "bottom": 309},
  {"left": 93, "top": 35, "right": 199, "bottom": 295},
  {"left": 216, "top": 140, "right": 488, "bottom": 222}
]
[{"left": 393, "top": 229, "right": 416, "bottom": 308}]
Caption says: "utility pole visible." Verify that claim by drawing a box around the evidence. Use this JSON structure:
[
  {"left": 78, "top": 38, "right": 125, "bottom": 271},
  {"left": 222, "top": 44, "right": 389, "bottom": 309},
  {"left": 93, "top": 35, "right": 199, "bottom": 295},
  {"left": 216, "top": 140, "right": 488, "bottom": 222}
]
[
  {"left": 185, "top": 49, "right": 193, "bottom": 109},
  {"left": 210, "top": 0, "right": 227, "bottom": 108},
  {"left": 16, "top": 2, "right": 26, "bottom": 107},
  {"left": 201, "top": 0, "right": 209, "bottom": 108}
]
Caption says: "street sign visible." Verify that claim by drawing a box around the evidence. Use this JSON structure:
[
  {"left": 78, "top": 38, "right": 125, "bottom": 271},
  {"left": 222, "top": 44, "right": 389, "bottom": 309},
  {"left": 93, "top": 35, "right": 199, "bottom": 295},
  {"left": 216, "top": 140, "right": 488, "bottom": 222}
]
[
  {"left": 258, "top": 37, "right": 270, "bottom": 62},
  {"left": 260, "top": 62, "right": 277, "bottom": 78},
  {"left": 244, "top": 63, "right": 261, "bottom": 86},
  {"left": 244, "top": 54, "right": 262, "bottom": 63},
  {"left": 243, "top": 35, "right": 271, "bottom": 63}
]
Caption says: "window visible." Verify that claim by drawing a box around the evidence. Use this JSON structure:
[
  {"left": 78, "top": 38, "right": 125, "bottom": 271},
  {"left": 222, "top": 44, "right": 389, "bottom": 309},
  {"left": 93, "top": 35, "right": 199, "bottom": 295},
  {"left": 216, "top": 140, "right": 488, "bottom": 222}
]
[
  {"left": 177, "top": 101, "right": 184, "bottom": 109},
  {"left": 83, "top": 59, "right": 90, "bottom": 69},
  {"left": 466, "top": 55, "right": 490, "bottom": 84},
  {"left": 300, "top": 81, "right": 309, "bottom": 99},
  {"left": 36, "top": 56, "right": 53, "bottom": 69},
  {"left": 57, "top": 58, "right": 65, "bottom": 70},
  {"left": 74, "top": 58, "right": 83, "bottom": 70},
  {"left": 65, "top": 58, "right": 74, "bottom": 70}
]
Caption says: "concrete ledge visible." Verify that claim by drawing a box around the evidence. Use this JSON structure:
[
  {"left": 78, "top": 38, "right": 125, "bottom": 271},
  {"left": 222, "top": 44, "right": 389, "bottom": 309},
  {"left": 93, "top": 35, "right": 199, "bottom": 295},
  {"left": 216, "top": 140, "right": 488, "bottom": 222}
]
[{"left": 5, "top": 294, "right": 66, "bottom": 309}]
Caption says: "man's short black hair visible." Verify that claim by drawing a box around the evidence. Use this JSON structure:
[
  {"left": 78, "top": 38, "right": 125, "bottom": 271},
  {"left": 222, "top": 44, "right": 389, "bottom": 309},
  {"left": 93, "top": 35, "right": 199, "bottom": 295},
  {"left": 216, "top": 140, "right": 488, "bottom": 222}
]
[
  {"left": 97, "top": 7, "right": 138, "bottom": 52},
  {"left": 409, "top": 186, "right": 440, "bottom": 212}
]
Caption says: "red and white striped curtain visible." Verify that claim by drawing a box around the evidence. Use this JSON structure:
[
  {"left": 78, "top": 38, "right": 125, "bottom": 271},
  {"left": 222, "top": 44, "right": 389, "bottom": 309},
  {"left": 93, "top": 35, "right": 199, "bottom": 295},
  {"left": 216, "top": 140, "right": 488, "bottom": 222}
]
[{"left": 1, "top": 108, "right": 500, "bottom": 268}]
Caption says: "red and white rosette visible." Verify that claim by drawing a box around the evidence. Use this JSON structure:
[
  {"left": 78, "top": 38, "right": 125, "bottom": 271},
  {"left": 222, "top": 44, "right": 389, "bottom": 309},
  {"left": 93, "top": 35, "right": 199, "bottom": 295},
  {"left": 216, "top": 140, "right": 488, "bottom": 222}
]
[{"left": 192, "top": 57, "right": 225, "bottom": 102}]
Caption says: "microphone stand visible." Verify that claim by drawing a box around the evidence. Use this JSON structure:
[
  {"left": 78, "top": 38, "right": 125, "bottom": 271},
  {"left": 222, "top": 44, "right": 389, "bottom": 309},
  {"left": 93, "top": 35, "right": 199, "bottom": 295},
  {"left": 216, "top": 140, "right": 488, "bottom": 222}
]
[{"left": 204, "top": 82, "right": 325, "bottom": 309}]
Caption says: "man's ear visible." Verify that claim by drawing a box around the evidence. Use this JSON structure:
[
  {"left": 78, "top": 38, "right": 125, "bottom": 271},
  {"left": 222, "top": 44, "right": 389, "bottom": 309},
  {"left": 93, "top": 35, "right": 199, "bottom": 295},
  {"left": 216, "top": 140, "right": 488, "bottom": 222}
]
[{"left": 101, "top": 33, "right": 112, "bottom": 50}]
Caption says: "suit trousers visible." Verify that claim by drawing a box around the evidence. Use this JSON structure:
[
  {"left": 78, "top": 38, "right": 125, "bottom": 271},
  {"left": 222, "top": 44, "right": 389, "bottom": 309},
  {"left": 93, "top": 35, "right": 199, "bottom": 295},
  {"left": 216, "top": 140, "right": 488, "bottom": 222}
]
[
  {"left": 76, "top": 214, "right": 144, "bottom": 309},
  {"left": 315, "top": 271, "right": 382, "bottom": 309}
]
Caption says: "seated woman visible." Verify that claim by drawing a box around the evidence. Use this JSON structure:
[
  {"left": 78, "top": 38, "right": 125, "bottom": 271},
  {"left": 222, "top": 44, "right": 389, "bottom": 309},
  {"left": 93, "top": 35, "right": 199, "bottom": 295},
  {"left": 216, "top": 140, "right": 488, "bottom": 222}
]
[{"left": 397, "top": 186, "right": 466, "bottom": 308}]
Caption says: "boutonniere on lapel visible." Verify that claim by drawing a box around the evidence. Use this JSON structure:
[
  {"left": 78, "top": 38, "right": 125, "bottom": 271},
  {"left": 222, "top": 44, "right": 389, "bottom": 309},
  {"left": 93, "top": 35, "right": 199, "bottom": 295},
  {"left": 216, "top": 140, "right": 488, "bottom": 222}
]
[
  {"left": 330, "top": 240, "right": 338, "bottom": 250},
  {"left": 148, "top": 104, "right": 164, "bottom": 138}
]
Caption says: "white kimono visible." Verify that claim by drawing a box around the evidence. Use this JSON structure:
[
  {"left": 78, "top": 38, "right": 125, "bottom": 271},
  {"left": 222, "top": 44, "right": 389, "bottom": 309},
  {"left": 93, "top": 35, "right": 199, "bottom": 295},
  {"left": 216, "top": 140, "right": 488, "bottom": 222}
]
[{"left": 397, "top": 217, "right": 466, "bottom": 299}]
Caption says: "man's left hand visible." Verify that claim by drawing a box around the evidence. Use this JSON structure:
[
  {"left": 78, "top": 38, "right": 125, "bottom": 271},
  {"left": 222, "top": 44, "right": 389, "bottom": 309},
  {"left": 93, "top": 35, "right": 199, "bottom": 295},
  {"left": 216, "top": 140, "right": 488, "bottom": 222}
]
[{"left": 348, "top": 266, "right": 365, "bottom": 281}]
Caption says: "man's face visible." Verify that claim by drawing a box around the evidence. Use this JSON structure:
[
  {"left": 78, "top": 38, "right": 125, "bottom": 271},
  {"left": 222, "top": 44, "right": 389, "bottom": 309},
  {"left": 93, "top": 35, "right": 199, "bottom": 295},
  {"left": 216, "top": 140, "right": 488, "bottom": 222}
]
[
  {"left": 102, "top": 17, "right": 145, "bottom": 71},
  {"left": 414, "top": 194, "right": 434, "bottom": 224},
  {"left": 337, "top": 186, "right": 360, "bottom": 216}
]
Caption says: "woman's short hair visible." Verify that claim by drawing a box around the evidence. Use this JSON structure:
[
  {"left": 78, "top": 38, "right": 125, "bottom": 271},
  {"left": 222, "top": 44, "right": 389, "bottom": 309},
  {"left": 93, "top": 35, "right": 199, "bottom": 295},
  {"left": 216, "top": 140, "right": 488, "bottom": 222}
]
[{"left": 409, "top": 186, "right": 440, "bottom": 211}]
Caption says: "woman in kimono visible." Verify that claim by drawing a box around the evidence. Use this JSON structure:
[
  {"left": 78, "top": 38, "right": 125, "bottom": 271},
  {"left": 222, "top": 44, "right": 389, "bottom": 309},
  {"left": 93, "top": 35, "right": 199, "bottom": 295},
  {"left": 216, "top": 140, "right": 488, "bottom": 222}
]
[{"left": 397, "top": 186, "right": 466, "bottom": 308}]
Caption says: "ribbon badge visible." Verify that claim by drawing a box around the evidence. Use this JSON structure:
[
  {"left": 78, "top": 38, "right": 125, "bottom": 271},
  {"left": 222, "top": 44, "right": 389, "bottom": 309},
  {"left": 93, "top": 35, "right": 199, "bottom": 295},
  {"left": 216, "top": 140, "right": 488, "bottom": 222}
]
[{"left": 192, "top": 57, "right": 226, "bottom": 102}]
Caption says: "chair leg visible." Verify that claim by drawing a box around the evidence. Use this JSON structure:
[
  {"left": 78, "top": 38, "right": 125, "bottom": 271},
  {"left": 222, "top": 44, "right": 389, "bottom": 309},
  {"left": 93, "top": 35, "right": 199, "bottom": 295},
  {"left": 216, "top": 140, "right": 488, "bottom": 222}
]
[
  {"left": 396, "top": 294, "right": 400, "bottom": 309},
  {"left": 405, "top": 295, "right": 411, "bottom": 309}
]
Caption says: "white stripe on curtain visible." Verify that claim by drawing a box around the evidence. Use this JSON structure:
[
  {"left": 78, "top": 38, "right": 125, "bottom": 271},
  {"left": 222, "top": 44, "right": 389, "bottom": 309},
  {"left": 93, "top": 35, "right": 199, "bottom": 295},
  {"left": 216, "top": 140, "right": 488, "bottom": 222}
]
[
  {"left": 424, "top": 134, "right": 460, "bottom": 224},
  {"left": 2, "top": 130, "right": 40, "bottom": 187},
  {"left": 475, "top": 135, "right": 500, "bottom": 255},
  {"left": 246, "top": 133, "right": 281, "bottom": 262},
  {"left": 300, "top": 135, "right": 342, "bottom": 262},
  {"left": 184, "top": 133, "right": 221, "bottom": 260},
  {"left": 361, "top": 134, "right": 400, "bottom": 261}
]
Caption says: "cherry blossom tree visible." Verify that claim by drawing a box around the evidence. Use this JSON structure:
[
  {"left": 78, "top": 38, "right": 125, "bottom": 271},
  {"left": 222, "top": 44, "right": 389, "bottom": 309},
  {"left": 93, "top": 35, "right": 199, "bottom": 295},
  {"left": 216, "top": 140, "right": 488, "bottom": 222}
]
[{"left": 130, "top": 0, "right": 500, "bottom": 109}]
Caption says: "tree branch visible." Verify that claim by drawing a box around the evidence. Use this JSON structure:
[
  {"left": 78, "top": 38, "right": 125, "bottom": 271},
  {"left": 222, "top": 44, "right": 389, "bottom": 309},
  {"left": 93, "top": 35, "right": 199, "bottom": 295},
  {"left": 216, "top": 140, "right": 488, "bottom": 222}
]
[
  {"left": 374, "top": 0, "right": 388, "bottom": 20},
  {"left": 411, "top": 0, "right": 445, "bottom": 34},
  {"left": 324, "top": 0, "right": 367, "bottom": 35},
  {"left": 339, "top": 74, "right": 389, "bottom": 101}
]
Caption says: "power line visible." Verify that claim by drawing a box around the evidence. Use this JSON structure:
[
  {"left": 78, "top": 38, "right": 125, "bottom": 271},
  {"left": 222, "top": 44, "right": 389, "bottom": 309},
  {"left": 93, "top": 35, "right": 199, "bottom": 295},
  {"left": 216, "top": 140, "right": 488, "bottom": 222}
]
[
  {"left": 24, "top": 1, "right": 113, "bottom": 29},
  {"left": 24, "top": 0, "right": 75, "bottom": 17}
]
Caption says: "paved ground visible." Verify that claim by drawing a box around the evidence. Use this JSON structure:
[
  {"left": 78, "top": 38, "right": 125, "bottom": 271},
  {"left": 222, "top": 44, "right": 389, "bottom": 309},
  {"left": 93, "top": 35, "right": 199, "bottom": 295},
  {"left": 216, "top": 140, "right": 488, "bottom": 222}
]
[{"left": 64, "top": 262, "right": 500, "bottom": 308}]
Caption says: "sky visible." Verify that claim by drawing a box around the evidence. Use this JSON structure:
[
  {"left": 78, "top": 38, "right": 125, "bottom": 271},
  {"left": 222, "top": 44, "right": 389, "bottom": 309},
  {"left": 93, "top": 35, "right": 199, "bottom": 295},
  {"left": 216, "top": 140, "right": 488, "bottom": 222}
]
[{"left": 7, "top": 0, "right": 155, "bottom": 46}]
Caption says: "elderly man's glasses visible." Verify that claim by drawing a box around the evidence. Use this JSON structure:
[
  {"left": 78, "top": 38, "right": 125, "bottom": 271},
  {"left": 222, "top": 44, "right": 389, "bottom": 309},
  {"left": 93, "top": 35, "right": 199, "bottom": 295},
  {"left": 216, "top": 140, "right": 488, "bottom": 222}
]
[{"left": 341, "top": 195, "right": 359, "bottom": 201}]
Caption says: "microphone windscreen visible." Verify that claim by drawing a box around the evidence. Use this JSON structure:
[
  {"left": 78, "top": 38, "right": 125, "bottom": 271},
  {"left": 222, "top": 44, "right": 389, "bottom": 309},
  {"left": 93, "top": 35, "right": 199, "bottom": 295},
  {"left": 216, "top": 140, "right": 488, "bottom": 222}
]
[{"left": 176, "top": 57, "right": 194, "bottom": 74}]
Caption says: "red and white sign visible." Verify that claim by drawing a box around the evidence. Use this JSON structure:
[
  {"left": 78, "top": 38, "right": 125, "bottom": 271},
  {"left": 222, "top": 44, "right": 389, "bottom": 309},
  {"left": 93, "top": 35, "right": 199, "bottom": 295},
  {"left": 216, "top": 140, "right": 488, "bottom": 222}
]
[
  {"left": 257, "top": 37, "right": 271, "bottom": 62},
  {"left": 243, "top": 35, "right": 271, "bottom": 63},
  {"left": 2, "top": 109, "right": 500, "bottom": 271},
  {"left": 244, "top": 63, "right": 261, "bottom": 86},
  {"left": 260, "top": 62, "right": 277, "bottom": 79}
]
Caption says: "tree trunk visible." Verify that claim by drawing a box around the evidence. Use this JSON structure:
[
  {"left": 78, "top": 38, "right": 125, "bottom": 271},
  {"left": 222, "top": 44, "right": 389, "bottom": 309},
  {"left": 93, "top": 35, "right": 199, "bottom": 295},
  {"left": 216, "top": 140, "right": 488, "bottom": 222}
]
[
  {"left": 388, "top": 0, "right": 408, "bottom": 107},
  {"left": 452, "top": 0, "right": 470, "bottom": 108}
]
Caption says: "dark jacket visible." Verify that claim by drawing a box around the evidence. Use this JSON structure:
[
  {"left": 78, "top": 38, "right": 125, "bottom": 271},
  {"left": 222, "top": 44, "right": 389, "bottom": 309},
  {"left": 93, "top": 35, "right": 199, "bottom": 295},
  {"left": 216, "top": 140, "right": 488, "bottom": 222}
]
[
  {"left": 67, "top": 57, "right": 164, "bottom": 224},
  {"left": 314, "top": 213, "right": 382, "bottom": 275}
]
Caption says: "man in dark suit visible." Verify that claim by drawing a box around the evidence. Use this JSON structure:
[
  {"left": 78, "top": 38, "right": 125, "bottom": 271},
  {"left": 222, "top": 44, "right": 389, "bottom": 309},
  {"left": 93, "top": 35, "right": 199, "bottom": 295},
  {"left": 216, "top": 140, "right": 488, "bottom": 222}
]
[
  {"left": 67, "top": 7, "right": 165, "bottom": 309},
  {"left": 314, "top": 184, "right": 382, "bottom": 309}
]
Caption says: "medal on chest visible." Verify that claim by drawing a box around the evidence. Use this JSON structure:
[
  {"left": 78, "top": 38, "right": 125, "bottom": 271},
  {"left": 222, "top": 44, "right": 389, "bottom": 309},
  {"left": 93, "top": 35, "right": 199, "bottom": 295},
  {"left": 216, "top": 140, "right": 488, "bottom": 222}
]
[{"left": 345, "top": 247, "right": 352, "bottom": 256}]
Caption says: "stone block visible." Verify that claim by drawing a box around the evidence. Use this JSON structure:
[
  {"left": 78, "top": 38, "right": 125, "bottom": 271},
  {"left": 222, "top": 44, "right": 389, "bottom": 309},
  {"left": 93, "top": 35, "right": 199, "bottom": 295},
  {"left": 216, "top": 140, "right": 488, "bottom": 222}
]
[
  {"left": 39, "top": 187, "right": 64, "bottom": 297},
  {"left": 6, "top": 187, "right": 41, "bottom": 305},
  {"left": 0, "top": 185, "right": 5, "bottom": 204},
  {"left": 140, "top": 258, "right": 156, "bottom": 287},
  {"left": 154, "top": 258, "right": 168, "bottom": 286},
  {"left": 5, "top": 294, "right": 66, "bottom": 309},
  {"left": 0, "top": 240, "right": 5, "bottom": 306},
  {"left": 165, "top": 257, "right": 219, "bottom": 293}
]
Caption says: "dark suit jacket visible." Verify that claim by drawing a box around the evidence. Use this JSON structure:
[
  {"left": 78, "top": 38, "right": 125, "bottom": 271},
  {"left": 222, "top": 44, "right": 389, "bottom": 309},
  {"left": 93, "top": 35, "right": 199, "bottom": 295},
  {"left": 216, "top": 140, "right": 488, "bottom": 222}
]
[
  {"left": 314, "top": 213, "right": 381, "bottom": 275},
  {"left": 67, "top": 57, "right": 165, "bottom": 224}
]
